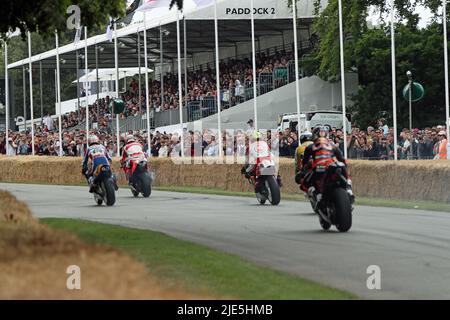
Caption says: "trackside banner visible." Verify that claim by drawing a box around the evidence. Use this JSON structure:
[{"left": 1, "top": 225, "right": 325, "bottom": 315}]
[{"left": 185, "top": 0, "right": 328, "bottom": 20}]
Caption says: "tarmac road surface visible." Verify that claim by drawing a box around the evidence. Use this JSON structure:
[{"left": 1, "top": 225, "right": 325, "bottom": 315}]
[{"left": 2, "top": 182, "right": 450, "bottom": 299}]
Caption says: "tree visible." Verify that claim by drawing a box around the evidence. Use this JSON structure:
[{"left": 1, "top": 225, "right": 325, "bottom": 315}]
[
  {"left": 0, "top": 0, "right": 125, "bottom": 40},
  {"left": 306, "top": 0, "right": 450, "bottom": 129}
]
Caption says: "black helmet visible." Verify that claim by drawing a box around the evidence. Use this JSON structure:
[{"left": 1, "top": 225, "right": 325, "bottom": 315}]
[
  {"left": 300, "top": 131, "right": 312, "bottom": 144},
  {"left": 312, "top": 126, "right": 330, "bottom": 140}
]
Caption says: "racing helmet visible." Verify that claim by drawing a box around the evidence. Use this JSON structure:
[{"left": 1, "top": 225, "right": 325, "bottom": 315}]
[
  {"left": 250, "top": 131, "right": 262, "bottom": 142},
  {"left": 126, "top": 134, "right": 136, "bottom": 144},
  {"left": 300, "top": 131, "right": 313, "bottom": 144},
  {"left": 88, "top": 135, "right": 99, "bottom": 145},
  {"left": 312, "top": 126, "right": 330, "bottom": 140}
]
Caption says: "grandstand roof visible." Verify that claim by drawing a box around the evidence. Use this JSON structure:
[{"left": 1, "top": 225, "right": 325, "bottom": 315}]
[{"left": 7, "top": 0, "right": 319, "bottom": 71}]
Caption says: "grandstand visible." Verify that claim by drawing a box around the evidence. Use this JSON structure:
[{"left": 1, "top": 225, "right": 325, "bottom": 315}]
[{"left": 8, "top": 0, "right": 355, "bottom": 135}]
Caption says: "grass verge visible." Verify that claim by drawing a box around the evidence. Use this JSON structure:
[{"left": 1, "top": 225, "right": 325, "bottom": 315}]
[
  {"left": 155, "top": 186, "right": 450, "bottom": 213},
  {"left": 42, "top": 218, "right": 356, "bottom": 300}
]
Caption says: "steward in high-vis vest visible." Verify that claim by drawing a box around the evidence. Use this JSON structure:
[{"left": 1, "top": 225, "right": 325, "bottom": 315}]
[{"left": 437, "top": 131, "right": 448, "bottom": 160}]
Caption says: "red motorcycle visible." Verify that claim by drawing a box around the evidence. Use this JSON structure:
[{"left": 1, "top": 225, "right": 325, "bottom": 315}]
[
  {"left": 244, "top": 155, "right": 281, "bottom": 206},
  {"left": 124, "top": 155, "right": 153, "bottom": 198}
]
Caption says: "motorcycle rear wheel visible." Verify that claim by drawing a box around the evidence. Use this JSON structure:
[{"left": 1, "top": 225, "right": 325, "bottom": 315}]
[
  {"left": 331, "top": 188, "right": 352, "bottom": 232},
  {"left": 103, "top": 180, "right": 116, "bottom": 206},
  {"left": 140, "top": 173, "right": 152, "bottom": 198},
  {"left": 265, "top": 176, "right": 281, "bottom": 206}
]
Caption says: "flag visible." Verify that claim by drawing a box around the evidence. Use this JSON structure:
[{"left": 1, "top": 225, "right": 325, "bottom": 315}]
[
  {"left": 106, "top": 17, "right": 113, "bottom": 42},
  {"left": 137, "top": 0, "right": 171, "bottom": 12},
  {"left": 193, "top": 0, "right": 214, "bottom": 7}
]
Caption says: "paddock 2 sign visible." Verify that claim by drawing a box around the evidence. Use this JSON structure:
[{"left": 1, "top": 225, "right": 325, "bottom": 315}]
[{"left": 225, "top": 7, "right": 276, "bottom": 15}]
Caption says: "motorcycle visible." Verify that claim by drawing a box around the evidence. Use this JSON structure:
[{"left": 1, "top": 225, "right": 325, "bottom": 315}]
[
  {"left": 245, "top": 156, "right": 281, "bottom": 206},
  {"left": 92, "top": 164, "right": 117, "bottom": 206},
  {"left": 304, "top": 161, "right": 354, "bottom": 232},
  {"left": 125, "top": 156, "right": 153, "bottom": 198}
]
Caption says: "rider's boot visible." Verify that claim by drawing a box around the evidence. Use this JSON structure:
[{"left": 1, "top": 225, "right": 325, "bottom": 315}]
[{"left": 88, "top": 177, "right": 96, "bottom": 193}]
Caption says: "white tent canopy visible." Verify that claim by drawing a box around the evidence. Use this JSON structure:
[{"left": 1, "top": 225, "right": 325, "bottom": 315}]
[
  {"left": 7, "top": 0, "right": 322, "bottom": 70},
  {"left": 72, "top": 67, "right": 153, "bottom": 83}
]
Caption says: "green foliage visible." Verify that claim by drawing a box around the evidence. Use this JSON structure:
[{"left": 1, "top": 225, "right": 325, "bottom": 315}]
[
  {"left": 0, "top": 0, "right": 126, "bottom": 40},
  {"left": 308, "top": 0, "right": 450, "bottom": 128}
]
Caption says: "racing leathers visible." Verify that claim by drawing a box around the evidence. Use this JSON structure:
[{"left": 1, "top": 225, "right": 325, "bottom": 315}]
[
  {"left": 82, "top": 143, "right": 115, "bottom": 193},
  {"left": 120, "top": 141, "right": 146, "bottom": 182},
  {"left": 298, "top": 137, "right": 347, "bottom": 194},
  {"left": 240, "top": 140, "right": 282, "bottom": 187},
  {"left": 294, "top": 140, "right": 313, "bottom": 184}
]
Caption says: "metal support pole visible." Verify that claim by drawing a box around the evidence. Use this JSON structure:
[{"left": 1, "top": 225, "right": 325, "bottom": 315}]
[
  {"left": 214, "top": 0, "right": 222, "bottom": 157},
  {"left": 293, "top": 0, "right": 301, "bottom": 138},
  {"left": 39, "top": 61, "right": 43, "bottom": 125},
  {"left": 95, "top": 44, "right": 100, "bottom": 119},
  {"left": 27, "top": 31, "right": 35, "bottom": 155},
  {"left": 338, "top": 0, "right": 348, "bottom": 158},
  {"left": 184, "top": 18, "right": 188, "bottom": 109},
  {"left": 84, "top": 27, "right": 90, "bottom": 139},
  {"left": 250, "top": 0, "right": 258, "bottom": 131},
  {"left": 177, "top": 11, "right": 185, "bottom": 156},
  {"left": 4, "top": 40, "right": 9, "bottom": 155},
  {"left": 390, "top": 0, "right": 398, "bottom": 160},
  {"left": 22, "top": 65, "right": 27, "bottom": 132},
  {"left": 160, "top": 24, "right": 164, "bottom": 107},
  {"left": 144, "top": 11, "right": 151, "bottom": 153},
  {"left": 56, "top": 31, "right": 63, "bottom": 157},
  {"left": 76, "top": 50, "right": 80, "bottom": 121},
  {"left": 114, "top": 22, "right": 120, "bottom": 157},
  {"left": 443, "top": 0, "right": 450, "bottom": 143},
  {"left": 138, "top": 32, "right": 142, "bottom": 112}
]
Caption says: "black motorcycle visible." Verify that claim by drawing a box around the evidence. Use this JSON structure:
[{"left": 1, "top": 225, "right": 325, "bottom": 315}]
[
  {"left": 92, "top": 165, "right": 117, "bottom": 206},
  {"left": 128, "top": 159, "right": 153, "bottom": 198},
  {"left": 306, "top": 161, "right": 354, "bottom": 232}
]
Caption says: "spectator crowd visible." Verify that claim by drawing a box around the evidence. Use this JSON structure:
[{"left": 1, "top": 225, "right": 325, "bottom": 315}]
[{"left": 1, "top": 117, "right": 448, "bottom": 161}]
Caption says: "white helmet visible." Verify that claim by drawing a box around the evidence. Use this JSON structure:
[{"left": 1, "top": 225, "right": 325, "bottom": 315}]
[
  {"left": 88, "top": 135, "right": 99, "bottom": 144},
  {"left": 126, "top": 134, "right": 136, "bottom": 144}
]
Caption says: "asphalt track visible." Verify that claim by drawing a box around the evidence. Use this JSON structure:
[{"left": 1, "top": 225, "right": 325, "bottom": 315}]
[{"left": 2, "top": 182, "right": 450, "bottom": 299}]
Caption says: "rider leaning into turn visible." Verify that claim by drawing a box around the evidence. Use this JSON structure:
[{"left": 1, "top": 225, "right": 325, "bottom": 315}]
[
  {"left": 120, "top": 134, "right": 146, "bottom": 184},
  {"left": 295, "top": 126, "right": 354, "bottom": 202},
  {"left": 82, "top": 135, "right": 118, "bottom": 193}
]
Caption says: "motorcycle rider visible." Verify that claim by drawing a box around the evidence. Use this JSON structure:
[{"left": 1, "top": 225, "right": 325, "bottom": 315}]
[
  {"left": 120, "top": 134, "right": 146, "bottom": 185},
  {"left": 297, "top": 126, "right": 354, "bottom": 204},
  {"left": 294, "top": 131, "right": 313, "bottom": 184},
  {"left": 241, "top": 131, "right": 282, "bottom": 186},
  {"left": 82, "top": 135, "right": 118, "bottom": 193}
]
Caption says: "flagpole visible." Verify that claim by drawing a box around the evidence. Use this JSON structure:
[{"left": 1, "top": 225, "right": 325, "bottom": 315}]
[
  {"left": 250, "top": 0, "right": 258, "bottom": 131},
  {"left": 214, "top": 0, "right": 222, "bottom": 157},
  {"left": 114, "top": 22, "right": 120, "bottom": 157},
  {"left": 85, "top": 26, "right": 90, "bottom": 145},
  {"left": 56, "top": 31, "right": 63, "bottom": 157},
  {"left": 444, "top": 0, "right": 450, "bottom": 143},
  {"left": 292, "top": 0, "right": 301, "bottom": 138},
  {"left": 338, "top": 0, "right": 348, "bottom": 159},
  {"left": 390, "top": 0, "right": 398, "bottom": 160},
  {"left": 177, "top": 10, "right": 184, "bottom": 157},
  {"left": 143, "top": 11, "right": 152, "bottom": 154},
  {"left": 28, "top": 31, "right": 35, "bottom": 155},
  {"left": 4, "top": 40, "right": 9, "bottom": 155}
]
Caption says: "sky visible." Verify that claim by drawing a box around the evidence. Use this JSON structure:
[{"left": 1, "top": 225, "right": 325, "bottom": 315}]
[{"left": 367, "top": 4, "right": 437, "bottom": 29}]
